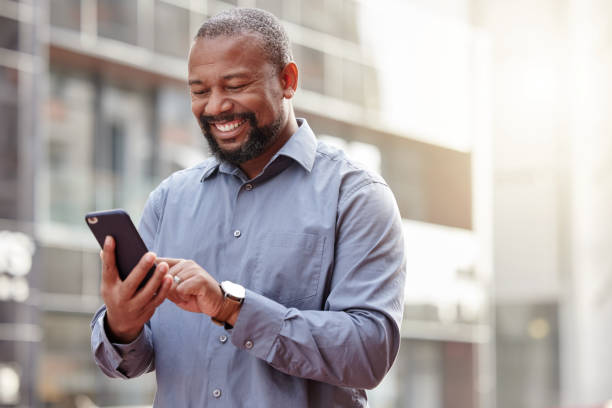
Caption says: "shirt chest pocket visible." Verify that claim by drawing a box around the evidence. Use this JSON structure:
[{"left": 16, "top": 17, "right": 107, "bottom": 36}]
[{"left": 251, "top": 231, "right": 326, "bottom": 307}]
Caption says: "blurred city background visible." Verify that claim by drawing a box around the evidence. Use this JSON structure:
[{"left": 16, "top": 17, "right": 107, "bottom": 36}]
[{"left": 1, "top": 0, "right": 611, "bottom": 407}]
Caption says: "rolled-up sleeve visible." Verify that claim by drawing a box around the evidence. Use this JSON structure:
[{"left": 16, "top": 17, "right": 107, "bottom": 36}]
[{"left": 230, "top": 181, "right": 406, "bottom": 389}]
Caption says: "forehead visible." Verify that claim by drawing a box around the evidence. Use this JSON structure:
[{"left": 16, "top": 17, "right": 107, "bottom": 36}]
[{"left": 188, "top": 33, "right": 272, "bottom": 80}]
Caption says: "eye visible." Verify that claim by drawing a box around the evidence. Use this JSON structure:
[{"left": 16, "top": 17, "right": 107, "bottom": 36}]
[
  {"left": 226, "top": 83, "right": 248, "bottom": 91},
  {"left": 191, "top": 89, "right": 209, "bottom": 96}
]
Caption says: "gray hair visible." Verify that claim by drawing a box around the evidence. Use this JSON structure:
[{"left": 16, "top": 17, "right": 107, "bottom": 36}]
[{"left": 195, "top": 8, "right": 293, "bottom": 73}]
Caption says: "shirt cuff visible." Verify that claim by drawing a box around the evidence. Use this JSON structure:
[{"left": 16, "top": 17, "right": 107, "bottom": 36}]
[
  {"left": 96, "top": 310, "right": 150, "bottom": 372},
  {"left": 229, "top": 289, "right": 286, "bottom": 362}
]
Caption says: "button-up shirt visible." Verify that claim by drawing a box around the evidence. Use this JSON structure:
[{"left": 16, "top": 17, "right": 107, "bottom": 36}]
[{"left": 91, "top": 119, "right": 406, "bottom": 407}]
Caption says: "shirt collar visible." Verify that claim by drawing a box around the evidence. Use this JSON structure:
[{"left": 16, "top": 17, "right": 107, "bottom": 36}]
[
  {"left": 200, "top": 118, "right": 316, "bottom": 182},
  {"left": 271, "top": 118, "right": 316, "bottom": 173}
]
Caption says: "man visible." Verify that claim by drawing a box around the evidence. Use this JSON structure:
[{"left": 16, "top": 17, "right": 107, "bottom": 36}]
[{"left": 91, "top": 8, "right": 405, "bottom": 407}]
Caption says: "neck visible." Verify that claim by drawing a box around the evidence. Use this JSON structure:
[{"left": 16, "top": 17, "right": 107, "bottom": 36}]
[{"left": 239, "top": 111, "right": 298, "bottom": 179}]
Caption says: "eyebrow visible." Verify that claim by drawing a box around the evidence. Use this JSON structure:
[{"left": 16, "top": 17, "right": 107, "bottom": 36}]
[
  {"left": 223, "top": 72, "right": 251, "bottom": 80},
  {"left": 188, "top": 72, "right": 252, "bottom": 86}
]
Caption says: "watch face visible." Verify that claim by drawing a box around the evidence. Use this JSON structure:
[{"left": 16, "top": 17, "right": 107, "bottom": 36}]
[{"left": 221, "top": 280, "right": 246, "bottom": 299}]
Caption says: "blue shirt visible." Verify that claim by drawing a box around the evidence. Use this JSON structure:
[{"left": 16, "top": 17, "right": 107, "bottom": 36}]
[{"left": 91, "top": 119, "right": 406, "bottom": 407}]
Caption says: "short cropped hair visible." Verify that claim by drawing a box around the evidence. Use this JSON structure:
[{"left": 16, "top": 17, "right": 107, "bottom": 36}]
[{"left": 195, "top": 8, "right": 292, "bottom": 72}]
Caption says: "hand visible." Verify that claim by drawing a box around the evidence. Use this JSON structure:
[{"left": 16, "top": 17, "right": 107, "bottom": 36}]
[
  {"left": 157, "top": 258, "right": 225, "bottom": 318},
  {"left": 100, "top": 236, "right": 173, "bottom": 343}
]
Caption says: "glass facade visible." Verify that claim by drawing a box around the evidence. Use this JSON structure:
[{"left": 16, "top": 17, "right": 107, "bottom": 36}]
[
  {"left": 0, "top": 0, "right": 488, "bottom": 406},
  {"left": 49, "top": 0, "right": 81, "bottom": 31},
  {"left": 0, "top": 16, "right": 19, "bottom": 50},
  {"left": 154, "top": 1, "right": 191, "bottom": 58},
  {"left": 495, "top": 303, "right": 559, "bottom": 408},
  {"left": 0, "top": 66, "right": 19, "bottom": 219},
  {"left": 370, "top": 339, "right": 477, "bottom": 408},
  {"left": 46, "top": 71, "right": 96, "bottom": 225},
  {"left": 97, "top": 0, "right": 138, "bottom": 45}
]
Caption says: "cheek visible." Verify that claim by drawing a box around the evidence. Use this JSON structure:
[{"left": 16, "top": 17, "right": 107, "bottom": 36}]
[
  {"left": 191, "top": 100, "right": 203, "bottom": 118},
  {"left": 251, "top": 95, "right": 281, "bottom": 122}
]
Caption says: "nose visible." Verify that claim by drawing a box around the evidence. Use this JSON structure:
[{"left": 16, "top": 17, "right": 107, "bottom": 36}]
[{"left": 205, "top": 90, "right": 232, "bottom": 116}]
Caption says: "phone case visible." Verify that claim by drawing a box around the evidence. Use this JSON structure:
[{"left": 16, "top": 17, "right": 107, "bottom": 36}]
[{"left": 85, "top": 209, "right": 154, "bottom": 289}]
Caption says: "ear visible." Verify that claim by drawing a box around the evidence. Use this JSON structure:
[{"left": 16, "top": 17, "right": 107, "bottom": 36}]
[{"left": 280, "top": 62, "right": 298, "bottom": 99}]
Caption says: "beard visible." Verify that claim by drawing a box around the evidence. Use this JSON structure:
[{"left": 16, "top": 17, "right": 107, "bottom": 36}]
[{"left": 199, "top": 111, "right": 283, "bottom": 165}]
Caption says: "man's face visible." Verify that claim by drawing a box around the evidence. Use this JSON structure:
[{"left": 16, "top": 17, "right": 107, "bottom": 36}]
[{"left": 188, "top": 34, "right": 287, "bottom": 164}]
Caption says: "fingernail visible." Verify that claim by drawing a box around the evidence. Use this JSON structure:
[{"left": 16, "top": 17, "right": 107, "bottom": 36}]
[
  {"left": 145, "top": 253, "right": 154, "bottom": 262},
  {"left": 104, "top": 236, "right": 111, "bottom": 246}
]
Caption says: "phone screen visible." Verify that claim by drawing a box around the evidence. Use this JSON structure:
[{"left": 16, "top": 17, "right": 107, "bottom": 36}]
[{"left": 85, "top": 209, "right": 154, "bottom": 289}]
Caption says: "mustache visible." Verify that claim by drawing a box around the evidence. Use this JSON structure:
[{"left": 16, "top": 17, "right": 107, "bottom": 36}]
[{"left": 199, "top": 112, "right": 255, "bottom": 128}]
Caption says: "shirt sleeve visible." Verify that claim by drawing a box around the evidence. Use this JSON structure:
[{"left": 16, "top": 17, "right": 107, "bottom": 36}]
[
  {"left": 230, "top": 181, "right": 406, "bottom": 389},
  {"left": 90, "top": 185, "right": 165, "bottom": 379},
  {"left": 90, "top": 306, "right": 155, "bottom": 378}
]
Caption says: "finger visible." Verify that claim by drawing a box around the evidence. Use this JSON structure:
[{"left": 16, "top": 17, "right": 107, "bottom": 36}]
[
  {"left": 132, "top": 261, "right": 169, "bottom": 307},
  {"left": 148, "top": 274, "right": 173, "bottom": 309},
  {"left": 170, "top": 266, "right": 200, "bottom": 288},
  {"left": 101, "top": 236, "right": 120, "bottom": 285},
  {"left": 167, "top": 260, "right": 189, "bottom": 276},
  {"left": 167, "top": 262, "right": 202, "bottom": 301},
  {"left": 174, "top": 273, "right": 209, "bottom": 299},
  {"left": 156, "top": 257, "right": 185, "bottom": 268},
  {"left": 120, "top": 252, "right": 157, "bottom": 299},
  {"left": 165, "top": 276, "right": 187, "bottom": 303},
  {"left": 167, "top": 284, "right": 188, "bottom": 304},
  {"left": 166, "top": 291, "right": 180, "bottom": 304},
  {"left": 167, "top": 260, "right": 207, "bottom": 281}
]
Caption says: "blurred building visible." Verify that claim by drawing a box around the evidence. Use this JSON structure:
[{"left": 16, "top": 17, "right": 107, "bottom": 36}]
[
  {"left": 474, "top": 0, "right": 612, "bottom": 407},
  {"left": 0, "top": 0, "right": 491, "bottom": 407}
]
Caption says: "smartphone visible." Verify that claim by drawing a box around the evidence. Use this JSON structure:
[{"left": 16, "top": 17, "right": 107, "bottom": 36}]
[{"left": 85, "top": 209, "right": 154, "bottom": 289}]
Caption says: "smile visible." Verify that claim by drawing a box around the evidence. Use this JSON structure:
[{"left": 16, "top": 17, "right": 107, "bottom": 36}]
[{"left": 213, "top": 118, "right": 247, "bottom": 132}]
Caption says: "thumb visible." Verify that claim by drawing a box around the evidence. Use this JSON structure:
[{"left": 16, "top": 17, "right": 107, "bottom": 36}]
[{"left": 101, "top": 236, "right": 120, "bottom": 285}]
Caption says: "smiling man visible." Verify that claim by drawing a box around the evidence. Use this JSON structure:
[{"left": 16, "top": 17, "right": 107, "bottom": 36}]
[
  {"left": 190, "top": 28, "right": 297, "bottom": 178},
  {"left": 91, "top": 8, "right": 406, "bottom": 408}
]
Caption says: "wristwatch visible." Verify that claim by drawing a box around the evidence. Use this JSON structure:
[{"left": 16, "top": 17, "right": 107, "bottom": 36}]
[{"left": 211, "top": 280, "right": 245, "bottom": 328}]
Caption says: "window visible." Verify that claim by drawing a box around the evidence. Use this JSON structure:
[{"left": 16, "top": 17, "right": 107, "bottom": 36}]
[
  {"left": 46, "top": 72, "right": 96, "bottom": 224},
  {"left": 255, "top": 0, "right": 282, "bottom": 17},
  {"left": 293, "top": 44, "right": 325, "bottom": 95},
  {"left": 0, "top": 17, "right": 19, "bottom": 51},
  {"left": 157, "top": 85, "right": 209, "bottom": 174},
  {"left": 341, "top": 0, "right": 360, "bottom": 43},
  {"left": 0, "top": 67, "right": 19, "bottom": 219},
  {"left": 300, "top": 0, "right": 337, "bottom": 37},
  {"left": 362, "top": 64, "right": 380, "bottom": 110},
  {"left": 297, "top": 0, "right": 359, "bottom": 42},
  {"left": 342, "top": 58, "right": 364, "bottom": 105},
  {"left": 369, "top": 339, "right": 477, "bottom": 408},
  {"left": 40, "top": 247, "right": 84, "bottom": 295},
  {"left": 50, "top": 0, "right": 81, "bottom": 31},
  {"left": 97, "top": 0, "right": 138, "bottom": 45},
  {"left": 155, "top": 1, "right": 191, "bottom": 58}
]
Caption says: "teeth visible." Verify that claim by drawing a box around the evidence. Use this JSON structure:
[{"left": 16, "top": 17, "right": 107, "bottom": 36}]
[{"left": 214, "top": 119, "right": 245, "bottom": 132}]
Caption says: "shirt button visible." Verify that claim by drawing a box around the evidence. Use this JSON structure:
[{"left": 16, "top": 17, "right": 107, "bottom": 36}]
[
  {"left": 233, "top": 230, "right": 241, "bottom": 238},
  {"left": 244, "top": 340, "right": 253, "bottom": 349},
  {"left": 212, "top": 388, "right": 221, "bottom": 398},
  {"left": 245, "top": 183, "right": 253, "bottom": 191},
  {"left": 219, "top": 334, "right": 228, "bottom": 344}
]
